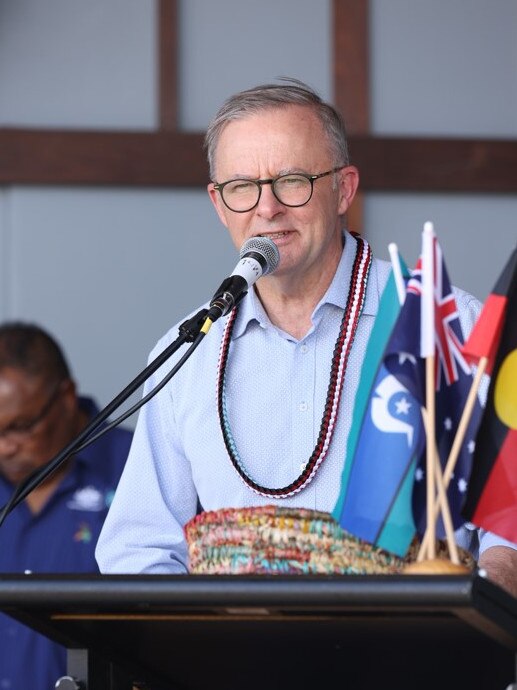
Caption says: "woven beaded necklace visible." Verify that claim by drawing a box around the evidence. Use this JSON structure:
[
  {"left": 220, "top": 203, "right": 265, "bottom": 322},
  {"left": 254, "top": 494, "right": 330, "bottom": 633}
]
[{"left": 216, "top": 236, "right": 372, "bottom": 498}]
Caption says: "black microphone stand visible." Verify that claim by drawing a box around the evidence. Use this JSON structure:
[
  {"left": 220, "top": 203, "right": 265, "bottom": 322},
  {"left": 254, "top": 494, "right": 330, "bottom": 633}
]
[{"left": 0, "top": 308, "right": 210, "bottom": 528}]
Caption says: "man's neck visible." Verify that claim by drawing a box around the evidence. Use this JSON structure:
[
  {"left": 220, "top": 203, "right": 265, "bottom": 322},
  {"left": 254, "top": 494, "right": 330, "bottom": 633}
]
[
  {"left": 24, "top": 459, "right": 72, "bottom": 515},
  {"left": 256, "top": 241, "right": 344, "bottom": 340}
]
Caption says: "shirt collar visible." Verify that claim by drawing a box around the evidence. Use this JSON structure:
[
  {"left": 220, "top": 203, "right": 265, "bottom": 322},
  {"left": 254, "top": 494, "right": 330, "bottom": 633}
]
[{"left": 232, "top": 232, "right": 379, "bottom": 338}]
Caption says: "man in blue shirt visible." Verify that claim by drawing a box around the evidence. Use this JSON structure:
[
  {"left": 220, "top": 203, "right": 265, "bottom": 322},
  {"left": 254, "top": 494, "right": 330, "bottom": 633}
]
[
  {"left": 0, "top": 322, "right": 132, "bottom": 690},
  {"left": 96, "top": 78, "right": 517, "bottom": 597}
]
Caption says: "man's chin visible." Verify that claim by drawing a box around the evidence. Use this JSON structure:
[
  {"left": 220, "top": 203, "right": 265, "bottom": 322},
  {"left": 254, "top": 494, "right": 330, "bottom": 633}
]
[{"left": 0, "top": 464, "right": 38, "bottom": 486}]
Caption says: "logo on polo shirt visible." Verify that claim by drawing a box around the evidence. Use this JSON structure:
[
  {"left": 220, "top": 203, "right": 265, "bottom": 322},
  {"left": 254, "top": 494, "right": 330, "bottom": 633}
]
[
  {"left": 67, "top": 485, "right": 106, "bottom": 512},
  {"left": 74, "top": 522, "right": 93, "bottom": 543}
]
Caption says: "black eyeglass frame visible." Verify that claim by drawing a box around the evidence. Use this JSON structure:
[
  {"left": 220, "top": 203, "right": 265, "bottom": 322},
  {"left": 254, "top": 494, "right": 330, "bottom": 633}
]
[{"left": 212, "top": 166, "right": 346, "bottom": 213}]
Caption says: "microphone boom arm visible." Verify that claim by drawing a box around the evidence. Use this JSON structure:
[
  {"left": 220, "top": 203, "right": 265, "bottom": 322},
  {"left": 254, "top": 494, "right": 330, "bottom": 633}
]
[{"left": 0, "top": 308, "right": 209, "bottom": 528}]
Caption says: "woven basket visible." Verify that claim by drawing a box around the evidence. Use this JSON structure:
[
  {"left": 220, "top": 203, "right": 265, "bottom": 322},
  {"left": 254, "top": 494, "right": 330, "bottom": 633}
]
[{"left": 186, "top": 505, "right": 408, "bottom": 575}]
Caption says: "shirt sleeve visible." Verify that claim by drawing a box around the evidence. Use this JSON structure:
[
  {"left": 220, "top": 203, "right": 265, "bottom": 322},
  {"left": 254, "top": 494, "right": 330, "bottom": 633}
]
[{"left": 95, "top": 336, "right": 199, "bottom": 574}]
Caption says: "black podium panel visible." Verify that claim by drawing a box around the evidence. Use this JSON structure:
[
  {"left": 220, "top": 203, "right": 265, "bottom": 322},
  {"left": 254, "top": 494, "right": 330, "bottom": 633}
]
[{"left": 0, "top": 573, "right": 516, "bottom": 690}]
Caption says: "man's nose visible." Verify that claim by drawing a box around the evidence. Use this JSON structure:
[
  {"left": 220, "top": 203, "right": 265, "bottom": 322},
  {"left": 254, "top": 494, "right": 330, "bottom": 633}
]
[
  {"left": 0, "top": 435, "right": 21, "bottom": 455},
  {"left": 255, "top": 183, "right": 285, "bottom": 218}
]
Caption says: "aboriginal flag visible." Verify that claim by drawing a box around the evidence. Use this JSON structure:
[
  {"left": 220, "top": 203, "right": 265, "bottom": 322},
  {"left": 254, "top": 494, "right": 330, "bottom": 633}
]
[{"left": 462, "top": 247, "right": 517, "bottom": 541}]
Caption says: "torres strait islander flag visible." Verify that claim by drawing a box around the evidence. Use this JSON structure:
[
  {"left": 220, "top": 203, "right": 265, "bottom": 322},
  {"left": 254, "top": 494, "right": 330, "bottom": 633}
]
[
  {"left": 462, "top": 247, "right": 517, "bottom": 541},
  {"left": 334, "top": 258, "right": 423, "bottom": 557}
]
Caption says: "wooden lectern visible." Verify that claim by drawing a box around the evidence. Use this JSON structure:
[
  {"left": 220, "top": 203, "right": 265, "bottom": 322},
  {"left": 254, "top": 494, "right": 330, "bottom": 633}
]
[{"left": 0, "top": 573, "right": 517, "bottom": 689}]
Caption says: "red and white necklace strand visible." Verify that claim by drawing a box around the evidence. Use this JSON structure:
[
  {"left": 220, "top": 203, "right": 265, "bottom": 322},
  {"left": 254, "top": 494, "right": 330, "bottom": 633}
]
[{"left": 216, "top": 236, "right": 372, "bottom": 498}]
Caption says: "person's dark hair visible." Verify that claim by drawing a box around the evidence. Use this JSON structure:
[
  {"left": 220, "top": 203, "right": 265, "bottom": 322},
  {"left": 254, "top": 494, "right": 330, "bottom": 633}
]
[
  {"left": 0, "top": 322, "right": 71, "bottom": 384},
  {"left": 204, "top": 77, "right": 350, "bottom": 180}
]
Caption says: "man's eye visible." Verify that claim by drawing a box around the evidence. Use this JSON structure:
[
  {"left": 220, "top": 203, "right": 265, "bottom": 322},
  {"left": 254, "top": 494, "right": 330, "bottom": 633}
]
[
  {"left": 226, "top": 181, "right": 255, "bottom": 194},
  {"left": 277, "top": 175, "right": 306, "bottom": 188},
  {"left": 2, "top": 421, "right": 29, "bottom": 434}
]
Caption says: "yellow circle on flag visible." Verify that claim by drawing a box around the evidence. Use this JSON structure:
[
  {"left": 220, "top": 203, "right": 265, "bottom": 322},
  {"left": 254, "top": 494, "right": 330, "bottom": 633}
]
[{"left": 494, "top": 349, "right": 517, "bottom": 430}]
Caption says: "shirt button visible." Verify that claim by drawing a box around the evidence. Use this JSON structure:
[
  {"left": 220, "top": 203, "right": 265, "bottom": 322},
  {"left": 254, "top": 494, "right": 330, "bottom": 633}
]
[
  {"left": 299, "top": 402, "right": 308, "bottom": 412},
  {"left": 300, "top": 344, "right": 309, "bottom": 354}
]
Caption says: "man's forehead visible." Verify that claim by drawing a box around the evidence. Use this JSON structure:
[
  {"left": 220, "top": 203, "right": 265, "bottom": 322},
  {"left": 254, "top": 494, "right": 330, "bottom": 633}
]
[
  {"left": 0, "top": 368, "right": 48, "bottom": 403},
  {"left": 214, "top": 106, "right": 330, "bottom": 175}
]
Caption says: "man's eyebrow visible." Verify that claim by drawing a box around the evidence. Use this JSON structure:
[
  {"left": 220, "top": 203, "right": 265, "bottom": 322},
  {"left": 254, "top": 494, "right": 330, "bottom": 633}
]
[
  {"left": 219, "top": 174, "right": 256, "bottom": 181},
  {"left": 218, "top": 168, "right": 309, "bottom": 182},
  {"left": 277, "top": 167, "right": 309, "bottom": 176}
]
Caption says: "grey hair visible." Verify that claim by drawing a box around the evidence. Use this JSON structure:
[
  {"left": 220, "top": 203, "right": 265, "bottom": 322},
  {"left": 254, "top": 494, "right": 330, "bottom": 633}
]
[{"left": 204, "top": 78, "right": 350, "bottom": 181}]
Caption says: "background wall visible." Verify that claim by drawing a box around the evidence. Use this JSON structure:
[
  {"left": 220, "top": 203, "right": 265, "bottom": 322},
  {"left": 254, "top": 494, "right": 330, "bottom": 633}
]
[
  {"left": 366, "top": 0, "right": 517, "bottom": 293},
  {"left": 0, "top": 0, "right": 515, "bottom": 426}
]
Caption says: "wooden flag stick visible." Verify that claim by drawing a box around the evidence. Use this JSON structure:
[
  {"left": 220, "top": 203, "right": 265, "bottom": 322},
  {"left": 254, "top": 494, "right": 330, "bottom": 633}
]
[
  {"left": 417, "top": 400, "right": 460, "bottom": 564},
  {"left": 420, "top": 354, "right": 437, "bottom": 561},
  {"left": 432, "top": 457, "right": 460, "bottom": 563},
  {"left": 442, "top": 356, "right": 488, "bottom": 487},
  {"left": 419, "top": 222, "right": 437, "bottom": 561},
  {"left": 419, "top": 356, "right": 488, "bottom": 557},
  {"left": 417, "top": 406, "right": 459, "bottom": 563}
]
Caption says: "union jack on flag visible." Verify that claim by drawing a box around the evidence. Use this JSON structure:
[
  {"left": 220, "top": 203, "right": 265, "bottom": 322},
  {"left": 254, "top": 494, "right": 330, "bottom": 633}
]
[
  {"left": 385, "top": 231, "right": 483, "bottom": 536},
  {"left": 414, "top": 237, "right": 473, "bottom": 388}
]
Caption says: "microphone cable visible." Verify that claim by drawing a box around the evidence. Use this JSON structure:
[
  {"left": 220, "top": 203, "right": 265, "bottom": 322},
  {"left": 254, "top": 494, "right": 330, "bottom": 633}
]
[
  {"left": 0, "top": 236, "right": 280, "bottom": 527},
  {"left": 0, "top": 313, "right": 210, "bottom": 528}
]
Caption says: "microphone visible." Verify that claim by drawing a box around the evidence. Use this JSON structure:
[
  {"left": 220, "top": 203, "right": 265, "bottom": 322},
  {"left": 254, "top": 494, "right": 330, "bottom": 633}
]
[{"left": 207, "top": 236, "right": 280, "bottom": 322}]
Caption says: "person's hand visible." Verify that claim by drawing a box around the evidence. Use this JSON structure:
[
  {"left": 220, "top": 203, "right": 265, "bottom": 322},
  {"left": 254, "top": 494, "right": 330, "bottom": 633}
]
[{"left": 479, "top": 545, "right": 517, "bottom": 599}]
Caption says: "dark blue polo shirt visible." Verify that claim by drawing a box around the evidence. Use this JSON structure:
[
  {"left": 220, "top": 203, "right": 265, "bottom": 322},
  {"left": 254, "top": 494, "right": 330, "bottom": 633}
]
[{"left": 0, "top": 397, "right": 133, "bottom": 690}]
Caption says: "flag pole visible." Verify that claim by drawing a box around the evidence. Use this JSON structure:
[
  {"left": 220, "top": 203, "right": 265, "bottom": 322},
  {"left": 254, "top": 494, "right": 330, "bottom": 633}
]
[
  {"left": 432, "top": 456, "right": 460, "bottom": 563},
  {"left": 418, "top": 356, "right": 488, "bottom": 556},
  {"left": 421, "top": 223, "right": 436, "bottom": 560},
  {"left": 441, "top": 357, "right": 487, "bottom": 489},
  {"left": 422, "top": 356, "right": 437, "bottom": 560},
  {"left": 418, "top": 406, "right": 460, "bottom": 563}
]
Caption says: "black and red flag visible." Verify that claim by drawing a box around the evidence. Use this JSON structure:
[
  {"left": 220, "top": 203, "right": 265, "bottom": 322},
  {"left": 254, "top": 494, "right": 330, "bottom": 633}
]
[{"left": 462, "top": 246, "right": 517, "bottom": 541}]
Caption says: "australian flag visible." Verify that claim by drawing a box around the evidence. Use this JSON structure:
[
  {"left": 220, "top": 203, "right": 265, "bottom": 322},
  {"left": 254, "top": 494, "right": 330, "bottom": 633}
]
[{"left": 386, "top": 237, "right": 482, "bottom": 537}]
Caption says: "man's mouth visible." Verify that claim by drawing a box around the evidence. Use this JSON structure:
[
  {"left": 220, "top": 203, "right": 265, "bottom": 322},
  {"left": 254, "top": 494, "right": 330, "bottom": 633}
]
[{"left": 257, "top": 231, "right": 290, "bottom": 240}]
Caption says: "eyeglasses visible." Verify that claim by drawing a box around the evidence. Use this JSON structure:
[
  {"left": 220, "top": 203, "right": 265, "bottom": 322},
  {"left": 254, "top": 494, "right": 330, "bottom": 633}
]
[
  {"left": 0, "top": 382, "right": 63, "bottom": 443},
  {"left": 213, "top": 167, "right": 345, "bottom": 213}
]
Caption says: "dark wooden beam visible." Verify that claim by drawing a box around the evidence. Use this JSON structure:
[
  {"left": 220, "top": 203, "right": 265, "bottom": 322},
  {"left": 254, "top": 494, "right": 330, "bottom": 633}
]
[
  {"left": 333, "top": 0, "right": 369, "bottom": 134},
  {"left": 333, "top": 0, "right": 370, "bottom": 232},
  {"left": 0, "top": 129, "right": 206, "bottom": 187},
  {"left": 158, "top": 0, "right": 177, "bottom": 130},
  {"left": 3, "top": 128, "right": 517, "bottom": 193},
  {"left": 352, "top": 136, "right": 517, "bottom": 193}
]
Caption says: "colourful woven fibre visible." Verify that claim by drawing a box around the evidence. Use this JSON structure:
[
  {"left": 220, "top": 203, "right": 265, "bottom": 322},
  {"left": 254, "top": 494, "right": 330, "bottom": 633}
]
[{"left": 186, "top": 506, "right": 406, "bottom": 575}]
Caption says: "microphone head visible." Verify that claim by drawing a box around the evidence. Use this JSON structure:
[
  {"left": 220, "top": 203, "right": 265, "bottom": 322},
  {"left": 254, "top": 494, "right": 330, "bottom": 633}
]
[{"left": 239, "top": 236, "right": 280, "bottom": 276}]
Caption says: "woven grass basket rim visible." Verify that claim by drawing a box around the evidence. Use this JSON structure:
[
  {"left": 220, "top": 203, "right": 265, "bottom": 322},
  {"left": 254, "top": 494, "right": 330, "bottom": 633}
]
[{"left": 186, "top": 505, "right": 403, "bottom": 575}]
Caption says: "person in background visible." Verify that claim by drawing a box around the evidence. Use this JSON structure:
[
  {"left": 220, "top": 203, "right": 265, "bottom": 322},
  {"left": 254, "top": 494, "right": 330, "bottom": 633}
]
[
  {"left": 0, "top": 322, "right": 133, "bottom": 690},
  {"left": 95, "top": 78, "right": 517, "bottom": 596}
]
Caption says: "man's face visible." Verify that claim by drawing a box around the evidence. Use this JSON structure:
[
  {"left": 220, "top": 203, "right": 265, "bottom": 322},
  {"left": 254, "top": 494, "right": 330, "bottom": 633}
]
[
  {"left": 208, "top": 105, "right": 359, "bottom": 284},
  {"left": 0, "top": 368, "right": 75, "bottom": 485}
]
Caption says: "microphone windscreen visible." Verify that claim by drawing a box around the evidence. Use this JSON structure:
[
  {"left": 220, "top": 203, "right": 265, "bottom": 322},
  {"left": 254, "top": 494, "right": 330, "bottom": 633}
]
[{"left": 239, "top": 236, "right": 280, "bottom": 276}]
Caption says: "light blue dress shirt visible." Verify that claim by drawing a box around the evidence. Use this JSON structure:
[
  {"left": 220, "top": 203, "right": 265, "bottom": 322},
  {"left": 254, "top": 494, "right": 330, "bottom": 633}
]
[{"left": 96, "top": 232, "right": 513, "bottom": 574}]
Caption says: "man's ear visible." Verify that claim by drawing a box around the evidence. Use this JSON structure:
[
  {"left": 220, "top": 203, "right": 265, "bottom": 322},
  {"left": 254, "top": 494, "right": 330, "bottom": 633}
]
[
  {"left": 60, "top": 378, "right": 78, "bottom": 414},
  {"left": 337, "top": 166, "right": 360, "bottom": 216},
  {"left": 207, "top": 183, "right": 230, "bottom": 229}
]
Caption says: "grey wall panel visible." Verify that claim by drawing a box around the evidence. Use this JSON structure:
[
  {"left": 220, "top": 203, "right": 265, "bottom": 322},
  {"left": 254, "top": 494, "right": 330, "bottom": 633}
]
[
  {"left": 0, "top": 0, "right": 156, "bottom": 128},
  {"left": 4, "top": 187, "right": 235, "bottom": 422}
]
